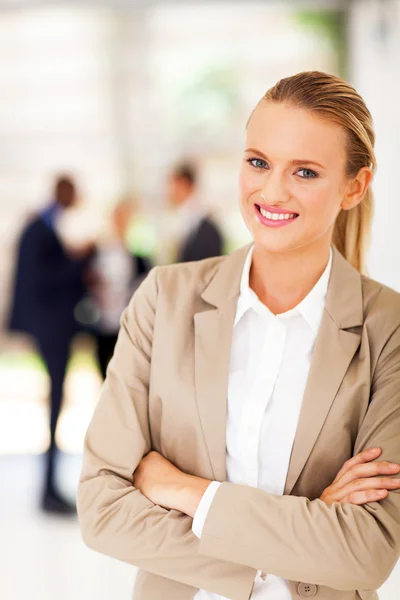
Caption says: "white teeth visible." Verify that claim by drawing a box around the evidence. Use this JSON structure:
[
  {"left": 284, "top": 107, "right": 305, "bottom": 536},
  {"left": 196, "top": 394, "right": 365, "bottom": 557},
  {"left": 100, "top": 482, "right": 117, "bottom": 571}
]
[{"left": 259, "top": 207, "right": 297, "bottom": 221}]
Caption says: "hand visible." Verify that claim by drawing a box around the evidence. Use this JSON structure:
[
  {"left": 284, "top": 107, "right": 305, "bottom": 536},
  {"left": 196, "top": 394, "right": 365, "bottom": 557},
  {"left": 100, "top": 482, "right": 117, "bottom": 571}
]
[
  {"left": 320, "top": 447, "right": 400, "bottom": 505},
  {"left": 133, "top": 451, "right": 211, "bottom": 517}
]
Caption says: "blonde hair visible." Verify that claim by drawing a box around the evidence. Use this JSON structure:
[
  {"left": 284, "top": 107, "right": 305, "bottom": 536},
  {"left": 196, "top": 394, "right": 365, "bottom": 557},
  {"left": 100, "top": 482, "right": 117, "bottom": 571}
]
[{"left": 258, "top": 71, "right": 376, "bottom": 274}]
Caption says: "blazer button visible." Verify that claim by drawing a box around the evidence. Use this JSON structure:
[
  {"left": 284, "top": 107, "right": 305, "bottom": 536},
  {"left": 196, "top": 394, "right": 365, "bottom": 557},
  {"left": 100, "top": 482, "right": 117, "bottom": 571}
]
[{"left": 297, "top": 582, "right": 317, "bottom": 598}]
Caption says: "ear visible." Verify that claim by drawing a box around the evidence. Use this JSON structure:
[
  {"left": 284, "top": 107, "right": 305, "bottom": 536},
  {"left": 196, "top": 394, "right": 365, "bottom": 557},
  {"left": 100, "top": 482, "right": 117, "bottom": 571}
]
[{"left": 341, "top": 166, "right": 373, "bottom": 211}]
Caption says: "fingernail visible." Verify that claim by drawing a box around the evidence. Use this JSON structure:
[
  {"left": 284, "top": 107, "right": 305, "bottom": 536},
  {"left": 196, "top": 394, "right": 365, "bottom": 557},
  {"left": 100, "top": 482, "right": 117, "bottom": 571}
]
[
  {"left": 378, "top": 490, "right": 387, "bottom": 495},
  {"left": 392, "top": 479, "right": 400, "bottom": 483}
]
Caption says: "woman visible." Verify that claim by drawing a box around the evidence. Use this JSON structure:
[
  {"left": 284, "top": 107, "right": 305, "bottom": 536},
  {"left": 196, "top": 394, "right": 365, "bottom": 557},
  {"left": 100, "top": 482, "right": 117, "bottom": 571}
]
[
  {"left": 88, "top": 200, "right": 152, "bottom": 379},
  {"left": 77, "top": 72, "right": 400, "bottom": 600}
]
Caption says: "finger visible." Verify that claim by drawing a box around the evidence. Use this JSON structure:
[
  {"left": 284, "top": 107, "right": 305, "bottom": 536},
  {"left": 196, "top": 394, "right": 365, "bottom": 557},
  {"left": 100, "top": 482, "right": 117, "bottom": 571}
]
[
  {"left": 336, "top": 461, "right": 400, "bottom": 489},
  {"left": 351, "top": 476, "right": 400, "bottom": 492},
  {"left": 342, "top": 489, "right": 388, "bottom": 505},
  {"left": 334, "top": 477, "right": 400, "bottom": 503},
  {"left": 333, "top": 448, "right": 382, "bottom": 483},
  {"left": 326, "top": 475, "right": 400, "bottom": 504}
]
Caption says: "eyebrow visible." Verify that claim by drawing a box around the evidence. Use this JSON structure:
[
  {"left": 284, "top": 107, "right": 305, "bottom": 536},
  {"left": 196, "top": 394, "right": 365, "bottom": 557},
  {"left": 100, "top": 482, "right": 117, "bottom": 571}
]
[{"left": 245, "top": 148, "right": 326, "bottom": 170}]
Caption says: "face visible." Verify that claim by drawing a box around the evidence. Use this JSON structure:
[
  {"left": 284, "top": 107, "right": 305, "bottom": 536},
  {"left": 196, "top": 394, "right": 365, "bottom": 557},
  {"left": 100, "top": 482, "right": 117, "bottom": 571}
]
[
  {"left": 168, "top": 176, "right": 193, "bottom": 207},
  {"left": 56, "top": 181, "right": 77, "bottom": 209},
  {"left": 113, "top": 203, "right": 133, "bottom": 237},
  {"left": 240, "top": 101, "right": 359, "bottom": 256}
]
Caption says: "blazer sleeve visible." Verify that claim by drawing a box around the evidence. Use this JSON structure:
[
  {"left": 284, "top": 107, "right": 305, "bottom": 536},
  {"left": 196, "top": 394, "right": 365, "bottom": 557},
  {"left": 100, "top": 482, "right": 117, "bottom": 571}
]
[
  {"left": 197, "top": 326, "right": 400, "bottom": 592},
  {"left": 77, "top": 267, "right": 256, "bottom": 600}
]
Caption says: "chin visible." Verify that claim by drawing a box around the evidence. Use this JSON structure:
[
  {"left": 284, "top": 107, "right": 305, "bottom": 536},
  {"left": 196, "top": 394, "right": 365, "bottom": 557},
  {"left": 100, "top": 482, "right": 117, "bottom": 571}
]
[
  {"left": 254, "top": 238, "right": 297, "bottom": 255},
  {"left": 250, "top": 228, "right": 300, "bottom": 255}
]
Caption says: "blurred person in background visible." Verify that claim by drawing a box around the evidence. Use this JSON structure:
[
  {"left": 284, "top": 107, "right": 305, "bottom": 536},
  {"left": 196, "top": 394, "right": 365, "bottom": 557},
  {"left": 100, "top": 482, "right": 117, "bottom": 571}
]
[
  {"left": 163, "top": 162, "right": 224, "bottom": 263},
  {"left": 88, "top": 199, "right": 152, "bottom": 380},
  {"left": 78, "top": 72, "right": 400, "bottom": 600},
  {"left": 8, "top": 175, "right": 94, "bottom": 515}
]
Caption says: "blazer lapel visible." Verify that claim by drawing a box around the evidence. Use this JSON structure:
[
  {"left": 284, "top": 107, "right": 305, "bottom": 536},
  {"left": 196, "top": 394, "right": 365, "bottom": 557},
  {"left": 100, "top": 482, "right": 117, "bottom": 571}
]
[
  {"left": 194, "top": 245, "right": 250, "bottom": 483},
  {"left": 284, "top": 249, "right": 364, "bottom": 495},
  {"left": 193, "top": 245, "right": 364, "bottom": 491}
]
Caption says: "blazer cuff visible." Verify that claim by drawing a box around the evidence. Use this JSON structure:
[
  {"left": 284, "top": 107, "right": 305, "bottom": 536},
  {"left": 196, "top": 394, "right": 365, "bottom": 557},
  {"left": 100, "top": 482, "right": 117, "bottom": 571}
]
[{"left": 192, "top": 481, "right": 222, "bottom": 539}]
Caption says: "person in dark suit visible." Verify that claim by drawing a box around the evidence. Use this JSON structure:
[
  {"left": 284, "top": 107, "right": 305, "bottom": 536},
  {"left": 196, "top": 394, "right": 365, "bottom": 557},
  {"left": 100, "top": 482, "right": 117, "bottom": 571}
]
[
  {"left": 9, "top": 176, "right": 93, "bottom": 514},
  {"left": 167, "top": 163, "right": 224, "bottom": 263},
  {"left": 88, "top": 200, "right": 152, "bottom": 379}
]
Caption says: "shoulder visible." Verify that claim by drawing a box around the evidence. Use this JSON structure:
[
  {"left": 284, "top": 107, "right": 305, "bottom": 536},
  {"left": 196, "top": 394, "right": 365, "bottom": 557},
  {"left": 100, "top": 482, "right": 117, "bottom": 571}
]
[
  {"left": 361, "top": 274, "right": 400, "bottom": 339},
  {"left": 199, "top": 216, "right": 221, "bottom": 234},
  {"left": 154, "top": 254, "right": 226, "bottom": 299},
  {"left": 18, "top": 216, "right": 46, "bottom": 244},
  {"left": 132, "top": 244, "right": 249, "bottom": 316},
  {"left": 124, "top": 254, "right": 229, "bottom": 334},
  {"left": 359, "top": 275, "right": 400, "bottom": 382}
]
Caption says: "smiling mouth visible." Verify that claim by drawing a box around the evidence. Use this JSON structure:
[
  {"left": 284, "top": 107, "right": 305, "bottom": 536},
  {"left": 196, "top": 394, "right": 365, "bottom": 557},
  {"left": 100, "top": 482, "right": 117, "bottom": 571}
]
[{"left": 255, "top": 204, "right": 299, "bottom": 222}]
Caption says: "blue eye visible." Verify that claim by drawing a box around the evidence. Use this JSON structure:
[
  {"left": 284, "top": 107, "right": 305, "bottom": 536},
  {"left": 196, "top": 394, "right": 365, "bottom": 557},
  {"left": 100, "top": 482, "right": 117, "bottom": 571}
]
[
  {"left": 247, "top": 158, "right": 268, "bottom": 170},
  {"left": 297, "top": 168, "right": 318, "bottom": 179}
]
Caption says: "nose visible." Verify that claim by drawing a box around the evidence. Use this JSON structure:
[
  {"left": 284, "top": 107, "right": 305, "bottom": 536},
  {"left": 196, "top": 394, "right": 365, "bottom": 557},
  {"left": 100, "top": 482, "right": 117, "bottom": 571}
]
[{"left": 260, "top": 171, "right": 290, "bottom": 206}]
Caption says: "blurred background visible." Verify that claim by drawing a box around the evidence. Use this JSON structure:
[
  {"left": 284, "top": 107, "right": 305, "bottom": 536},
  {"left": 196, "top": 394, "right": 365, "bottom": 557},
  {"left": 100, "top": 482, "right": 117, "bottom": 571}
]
[{"left": 1, "top": 0, "right": 400, "bottom": 598}]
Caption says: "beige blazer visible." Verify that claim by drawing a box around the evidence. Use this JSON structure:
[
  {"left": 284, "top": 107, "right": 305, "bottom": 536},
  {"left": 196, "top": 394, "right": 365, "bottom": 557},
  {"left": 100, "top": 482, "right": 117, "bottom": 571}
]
[{"left": 78, "top": 245, "right": 400, "bottom": 600}]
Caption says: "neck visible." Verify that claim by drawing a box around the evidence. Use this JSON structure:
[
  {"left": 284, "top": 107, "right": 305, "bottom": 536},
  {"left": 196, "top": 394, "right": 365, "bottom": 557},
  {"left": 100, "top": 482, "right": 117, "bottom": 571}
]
[{"left": 249, "top": 239, "right": 331, "bottom": 315}]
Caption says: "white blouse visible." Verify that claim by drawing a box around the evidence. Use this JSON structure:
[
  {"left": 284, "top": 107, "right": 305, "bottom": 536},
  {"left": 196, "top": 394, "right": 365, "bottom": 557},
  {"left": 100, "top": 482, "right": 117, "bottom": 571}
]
[{"left": 193, "top": 246, "right": 333, "bottom": 600}]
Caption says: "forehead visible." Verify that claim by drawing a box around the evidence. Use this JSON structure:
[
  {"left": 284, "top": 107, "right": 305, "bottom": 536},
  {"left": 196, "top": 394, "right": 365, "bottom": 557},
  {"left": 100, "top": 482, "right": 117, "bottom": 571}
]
[{"left": 247, "top": 101, "right": 346, "bottom": 166}]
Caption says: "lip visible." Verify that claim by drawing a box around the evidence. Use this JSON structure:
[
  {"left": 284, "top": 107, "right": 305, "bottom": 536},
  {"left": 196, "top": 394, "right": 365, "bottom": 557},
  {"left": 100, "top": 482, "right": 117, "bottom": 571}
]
[{"left": 254, "top": 204, "right": 299, "bottom": 228}]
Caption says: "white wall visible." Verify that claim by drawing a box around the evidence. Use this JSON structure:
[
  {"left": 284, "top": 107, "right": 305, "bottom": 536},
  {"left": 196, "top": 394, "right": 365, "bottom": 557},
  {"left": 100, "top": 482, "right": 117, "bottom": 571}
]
[{"left": 349, "top": 0, "right": 400, "bottom": 290}]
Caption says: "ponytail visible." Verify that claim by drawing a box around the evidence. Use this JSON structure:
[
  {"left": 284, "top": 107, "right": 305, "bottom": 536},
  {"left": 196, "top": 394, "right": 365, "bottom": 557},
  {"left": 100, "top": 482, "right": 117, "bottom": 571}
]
[{"left": 332, "top": 188, "right": 373, "bottom": 275}]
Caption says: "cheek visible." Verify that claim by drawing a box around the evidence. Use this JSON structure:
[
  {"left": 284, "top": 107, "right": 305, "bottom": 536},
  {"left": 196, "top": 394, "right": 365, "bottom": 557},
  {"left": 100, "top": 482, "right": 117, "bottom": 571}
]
[
  {"left": 297, "top": 183, "right": 341, "bottom": 221},
  {"left": 239, "top": 166, "right": 259, "bottom": 201},
  {"left": 238, "top": 167, "right": 248, "bottom": 199}
]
